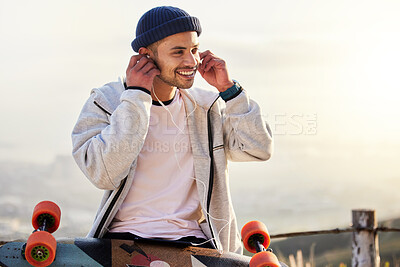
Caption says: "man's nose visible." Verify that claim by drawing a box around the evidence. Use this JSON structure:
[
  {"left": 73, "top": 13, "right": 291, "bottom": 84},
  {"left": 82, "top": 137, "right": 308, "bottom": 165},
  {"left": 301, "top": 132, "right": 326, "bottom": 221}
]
[{"left": 184, "top": 52, "right": 199, "bottom": 67}]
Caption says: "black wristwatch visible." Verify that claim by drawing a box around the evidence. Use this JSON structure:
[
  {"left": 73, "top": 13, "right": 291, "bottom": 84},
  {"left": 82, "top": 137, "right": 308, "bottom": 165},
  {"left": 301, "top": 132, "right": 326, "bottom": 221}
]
[{"left": 219, "top": 80, "right": 243, "bottom": 101}]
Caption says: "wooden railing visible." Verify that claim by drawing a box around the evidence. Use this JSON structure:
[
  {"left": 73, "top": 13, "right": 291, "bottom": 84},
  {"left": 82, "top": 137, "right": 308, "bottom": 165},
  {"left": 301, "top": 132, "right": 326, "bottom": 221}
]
[{"left": 270, "top": 209, "right": 400, "bottom": 267}]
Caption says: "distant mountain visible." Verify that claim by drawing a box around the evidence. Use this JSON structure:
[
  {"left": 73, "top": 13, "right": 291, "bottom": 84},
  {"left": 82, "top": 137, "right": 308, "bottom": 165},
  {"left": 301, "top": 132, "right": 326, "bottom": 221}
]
[{"left": 0, "top": 156, "right": 103, "bottom": 241}]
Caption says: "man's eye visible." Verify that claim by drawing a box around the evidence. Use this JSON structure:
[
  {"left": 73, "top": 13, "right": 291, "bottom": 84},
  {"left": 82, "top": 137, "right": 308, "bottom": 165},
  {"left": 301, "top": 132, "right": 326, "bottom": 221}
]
[
  {"left": 192, "top": 48, "right": 198, "bottom": 54},
  {"left": 174, "top": 50, "right": 184, "bottom": 55}
]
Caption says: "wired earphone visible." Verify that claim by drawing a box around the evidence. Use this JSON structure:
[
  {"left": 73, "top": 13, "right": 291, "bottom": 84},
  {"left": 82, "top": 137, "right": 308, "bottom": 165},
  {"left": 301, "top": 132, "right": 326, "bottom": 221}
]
[{"left": 152, "top": 85, "right": 231, "bottom": 254}]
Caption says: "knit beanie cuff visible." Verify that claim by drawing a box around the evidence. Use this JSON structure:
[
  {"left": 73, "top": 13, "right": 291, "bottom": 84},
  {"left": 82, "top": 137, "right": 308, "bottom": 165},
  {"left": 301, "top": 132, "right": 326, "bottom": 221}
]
[{"left": 131, "top": 7, "right": 202, "bottom": 52}]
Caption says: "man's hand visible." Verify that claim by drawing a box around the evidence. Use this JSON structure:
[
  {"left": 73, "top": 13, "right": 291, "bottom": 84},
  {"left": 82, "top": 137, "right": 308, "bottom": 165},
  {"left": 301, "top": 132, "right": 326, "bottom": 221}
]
[
  {"left": 198, "top": 50, "right": 234, "bottom": 92},
  {"left": 126, "top": 54, "right": 160, "bottom": 90}
]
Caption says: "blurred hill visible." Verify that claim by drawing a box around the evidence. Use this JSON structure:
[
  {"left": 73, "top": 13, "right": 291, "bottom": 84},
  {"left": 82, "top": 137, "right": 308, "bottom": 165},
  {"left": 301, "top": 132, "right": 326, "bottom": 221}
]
[
  {"left": 0, "top": 156, "right": 102, "bottom": 241},
  {"left": 1, "top": 155, "right": 400, "bottom": 266}
]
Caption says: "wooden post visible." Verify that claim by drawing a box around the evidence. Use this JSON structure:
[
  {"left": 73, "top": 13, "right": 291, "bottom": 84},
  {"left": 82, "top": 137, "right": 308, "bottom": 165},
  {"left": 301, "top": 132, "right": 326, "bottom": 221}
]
[{"left": 351, "top": 209, "right": 380, "bottom": 267}]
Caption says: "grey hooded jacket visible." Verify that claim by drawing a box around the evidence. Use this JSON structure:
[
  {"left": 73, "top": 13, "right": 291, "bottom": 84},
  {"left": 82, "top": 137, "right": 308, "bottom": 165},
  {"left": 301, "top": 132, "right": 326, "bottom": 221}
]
[{"left": 71, "top": 77, "right": 273, "bottom": 254}]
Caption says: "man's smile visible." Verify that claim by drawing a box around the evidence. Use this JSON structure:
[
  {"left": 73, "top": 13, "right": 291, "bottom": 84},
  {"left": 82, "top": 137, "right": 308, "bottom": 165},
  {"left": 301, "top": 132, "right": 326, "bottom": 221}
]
[{"left": 176, "top": 68, "right": 197, "bottom": 79}]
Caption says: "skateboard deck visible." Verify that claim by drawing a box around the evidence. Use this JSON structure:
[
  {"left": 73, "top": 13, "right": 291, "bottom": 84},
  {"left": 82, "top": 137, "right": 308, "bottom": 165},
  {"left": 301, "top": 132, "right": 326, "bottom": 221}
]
[{"left": 0, "top": 237, "right": 252, "bottom": 266}]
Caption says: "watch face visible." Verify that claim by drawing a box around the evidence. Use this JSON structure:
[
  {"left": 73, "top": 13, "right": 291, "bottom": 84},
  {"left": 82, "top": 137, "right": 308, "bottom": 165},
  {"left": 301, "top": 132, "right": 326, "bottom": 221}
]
[{"left": 233, "top": 80, "right": 241, "bottom": 89}]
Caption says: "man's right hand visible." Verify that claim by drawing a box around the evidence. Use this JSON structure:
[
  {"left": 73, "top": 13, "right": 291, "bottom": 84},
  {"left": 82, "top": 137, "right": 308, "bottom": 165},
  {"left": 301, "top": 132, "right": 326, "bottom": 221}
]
[{"left": 126, "top": 54, "right": 160, "bottom": 90}]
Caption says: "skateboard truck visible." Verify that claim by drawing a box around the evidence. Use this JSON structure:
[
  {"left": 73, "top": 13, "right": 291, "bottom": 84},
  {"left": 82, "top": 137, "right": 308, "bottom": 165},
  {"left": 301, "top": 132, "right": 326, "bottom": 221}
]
[
  {"left": 253, "top": 235, "right": 273, "bottom": 253},
  {"left": 241, "top": 221, "right": 281, "bottom": 267},
  {"left": 23, "top": 201, "right": 61, "bottom": 267}
]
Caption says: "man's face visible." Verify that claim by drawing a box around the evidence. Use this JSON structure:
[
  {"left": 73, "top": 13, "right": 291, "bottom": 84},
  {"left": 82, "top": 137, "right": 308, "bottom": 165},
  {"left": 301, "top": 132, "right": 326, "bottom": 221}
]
[{"left": 150, "top": 31, "right": 200, "bottom": 89}]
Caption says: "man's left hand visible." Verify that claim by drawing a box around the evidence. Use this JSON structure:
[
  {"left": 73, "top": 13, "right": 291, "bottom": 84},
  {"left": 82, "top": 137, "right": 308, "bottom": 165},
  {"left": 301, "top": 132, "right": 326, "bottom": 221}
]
[{"left": 199, "top": 50, "right": 234, "bottom": 92}]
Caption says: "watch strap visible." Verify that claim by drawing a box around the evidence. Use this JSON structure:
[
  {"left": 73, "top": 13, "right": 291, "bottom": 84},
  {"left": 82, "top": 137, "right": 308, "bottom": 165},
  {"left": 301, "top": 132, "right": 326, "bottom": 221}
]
[{"left": 219, "top": 80, "right": 243, "bottom": 102}]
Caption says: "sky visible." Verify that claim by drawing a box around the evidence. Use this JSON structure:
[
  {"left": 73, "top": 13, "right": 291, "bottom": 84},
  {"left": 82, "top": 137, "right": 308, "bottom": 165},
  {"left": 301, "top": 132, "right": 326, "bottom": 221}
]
[
  {"left": 1, "top": 0, "right": 400, "bottom": 231},
  {"left": 1, "top": 0, "right": 399, "bottom": 162}
]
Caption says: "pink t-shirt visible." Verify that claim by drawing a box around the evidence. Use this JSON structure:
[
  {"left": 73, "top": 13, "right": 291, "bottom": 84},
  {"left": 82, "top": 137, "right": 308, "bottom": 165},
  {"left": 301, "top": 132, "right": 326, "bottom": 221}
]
[{"left": 109, "top": 90, "right": 206, "bottom": 240}]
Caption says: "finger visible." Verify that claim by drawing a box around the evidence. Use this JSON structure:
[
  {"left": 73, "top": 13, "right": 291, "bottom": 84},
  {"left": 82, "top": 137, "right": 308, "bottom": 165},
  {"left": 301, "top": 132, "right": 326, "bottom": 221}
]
[
  {"left": 199, "top": 50, "right": 212, "bottom": 60},
  {"left": 201, "top": 54, "right": 214, "bottom": 66},
  {"left": 147, "top": 67, "right": 161, "bottom": 78},
  {"left": 127, "top": 55, "right": 138, "bottom": 69},
  {"left": 202, "top": 56, "right": 218, "bottom": 72},
  {"left": 199, "top": 55, "right": 211, "bottom": 72},
  {"left": 132, "top": 56, "right": 151, "bottom": 71},
  {"left": 201, "top": 51, "right": 219, "bottom": 64},
  {"left": 204, "top": 62, "right": 214, "bottom": 72},
  {"left": 207, "top": 56, "right": 227, "bottom": 72},
  {"left": 141, "top": 61, "right": 158, "bottom": 74},
  {"left": 197, "top": 67, "right": 205, "bottom": 77},
  {"left": 127, "top": 54, "right": 146, "bottom": 69}
]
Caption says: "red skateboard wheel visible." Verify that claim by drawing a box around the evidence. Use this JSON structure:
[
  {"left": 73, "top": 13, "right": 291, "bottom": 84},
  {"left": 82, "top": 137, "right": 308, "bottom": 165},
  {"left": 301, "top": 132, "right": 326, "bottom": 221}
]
[
  {"left": 26, "top": 231, "right": 57, "bottom": 267},
  {"left": 250, "top": 251, "right": 280, "bottom": 267},
  {"left": 32, "top": 201, "right": 61, "bottom": 233},
  {"left": 241, "top": 221, "right": 270, "bottom": 253}
]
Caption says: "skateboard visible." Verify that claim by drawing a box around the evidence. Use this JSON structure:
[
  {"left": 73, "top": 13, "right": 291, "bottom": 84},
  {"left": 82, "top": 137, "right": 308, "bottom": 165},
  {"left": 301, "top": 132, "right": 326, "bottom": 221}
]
[{"left": 0, "top": 201, "right": 287, "bottom": 267}]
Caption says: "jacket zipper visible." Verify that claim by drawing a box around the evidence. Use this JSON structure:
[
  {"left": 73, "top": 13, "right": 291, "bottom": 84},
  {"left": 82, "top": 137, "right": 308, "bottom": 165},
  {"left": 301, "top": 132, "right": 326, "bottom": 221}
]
[
  {"left": 206, "top": 96, "right": 220, "bottom": 249},
  {"left": 94, "top": 178, "right": 127, "bottom": 238}
]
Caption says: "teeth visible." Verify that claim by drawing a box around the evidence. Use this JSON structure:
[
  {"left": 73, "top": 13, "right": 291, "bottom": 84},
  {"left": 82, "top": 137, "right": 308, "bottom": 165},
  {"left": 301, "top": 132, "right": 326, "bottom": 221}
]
[{"left": 178, "top": 70, "right": 194, "bottom": 76}]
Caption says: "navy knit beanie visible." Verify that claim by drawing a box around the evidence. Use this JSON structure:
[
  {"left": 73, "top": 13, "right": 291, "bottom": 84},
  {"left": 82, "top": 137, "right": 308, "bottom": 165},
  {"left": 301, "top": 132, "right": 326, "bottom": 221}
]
[{"left": 131, "top": 6, "right": 202, "bottom": 52}]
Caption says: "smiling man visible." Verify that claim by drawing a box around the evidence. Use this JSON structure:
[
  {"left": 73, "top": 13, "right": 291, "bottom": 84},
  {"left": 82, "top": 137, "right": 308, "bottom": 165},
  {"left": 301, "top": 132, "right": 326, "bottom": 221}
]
[{"left": 72, "top": 6, "right": 273, "bottom": 254}]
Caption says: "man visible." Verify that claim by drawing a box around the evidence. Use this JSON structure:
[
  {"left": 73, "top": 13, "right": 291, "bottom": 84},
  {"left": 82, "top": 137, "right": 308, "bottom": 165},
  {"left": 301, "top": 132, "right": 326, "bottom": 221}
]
[{"left": 72, "top": 6, "right": 273, "bottom": 254}]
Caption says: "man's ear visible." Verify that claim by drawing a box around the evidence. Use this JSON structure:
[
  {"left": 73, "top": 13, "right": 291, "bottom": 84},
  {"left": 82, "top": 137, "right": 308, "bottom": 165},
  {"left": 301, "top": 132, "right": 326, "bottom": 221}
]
[{"left": 138, "top": 47, "right": 151, "bottom": 57}]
